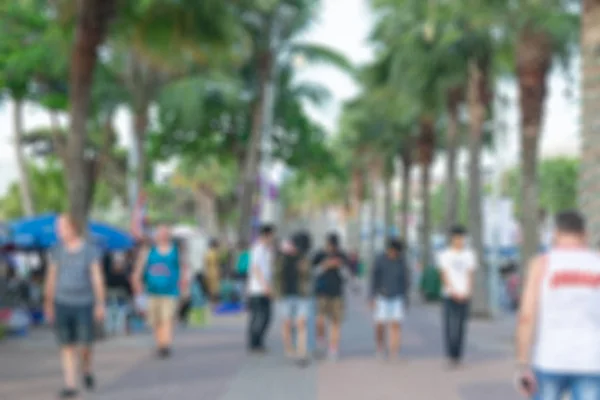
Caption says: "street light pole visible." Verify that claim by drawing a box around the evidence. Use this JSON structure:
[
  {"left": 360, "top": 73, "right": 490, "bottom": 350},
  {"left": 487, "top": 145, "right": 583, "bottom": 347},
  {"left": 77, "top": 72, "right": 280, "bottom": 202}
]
[
  {"left": 127, "top": 129, "right": 139, "bottom": 217},
  {"left": 489, "top": 95, "right": 508, "bottom": 316},
  {"left": 260, "top": 6, "right": 293, "bottom": 225}
]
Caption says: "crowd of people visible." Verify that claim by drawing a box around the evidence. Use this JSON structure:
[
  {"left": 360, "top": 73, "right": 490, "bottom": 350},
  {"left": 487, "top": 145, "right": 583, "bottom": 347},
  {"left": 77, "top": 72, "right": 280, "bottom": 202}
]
[
  {"left": 39, "top": 213, "right": 479, "bottom": 399},
  {"left": 32, "top": 208, "right": 600, "bottom": 400}
]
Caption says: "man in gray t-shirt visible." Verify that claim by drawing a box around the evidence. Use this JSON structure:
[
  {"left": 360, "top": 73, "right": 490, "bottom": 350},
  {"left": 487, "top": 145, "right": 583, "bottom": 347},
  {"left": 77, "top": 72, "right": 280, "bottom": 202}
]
[
  {"left": 44, "top": 215, "right": 105, "bottom": 399},
  {"left": 51, "top": 242, "right": 99, "bottom": 307}
]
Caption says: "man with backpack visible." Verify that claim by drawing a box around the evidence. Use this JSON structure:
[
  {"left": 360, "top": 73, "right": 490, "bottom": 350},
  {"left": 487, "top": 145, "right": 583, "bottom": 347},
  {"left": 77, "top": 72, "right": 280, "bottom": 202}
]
[{"left": 133, "top": 224, "right": 188, "bottom": 358}]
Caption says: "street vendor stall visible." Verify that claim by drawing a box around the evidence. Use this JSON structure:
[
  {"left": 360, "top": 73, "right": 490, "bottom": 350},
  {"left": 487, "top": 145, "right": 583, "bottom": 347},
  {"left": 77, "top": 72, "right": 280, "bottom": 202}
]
[{"left": 0, "top": 215, "right": 135, "bottom": 338}]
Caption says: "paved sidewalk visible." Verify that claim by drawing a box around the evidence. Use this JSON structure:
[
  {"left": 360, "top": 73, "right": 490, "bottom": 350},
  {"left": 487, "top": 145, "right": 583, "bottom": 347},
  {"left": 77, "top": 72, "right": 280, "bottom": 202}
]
[{"left": 0, "top": 296, "right": 518, "bottom": 400}]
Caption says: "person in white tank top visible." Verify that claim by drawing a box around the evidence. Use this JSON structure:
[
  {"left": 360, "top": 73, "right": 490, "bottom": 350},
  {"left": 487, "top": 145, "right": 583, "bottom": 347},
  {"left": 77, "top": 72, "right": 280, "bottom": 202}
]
[{"left": 516, "top": 211, "right": 600, "bottom": 399}]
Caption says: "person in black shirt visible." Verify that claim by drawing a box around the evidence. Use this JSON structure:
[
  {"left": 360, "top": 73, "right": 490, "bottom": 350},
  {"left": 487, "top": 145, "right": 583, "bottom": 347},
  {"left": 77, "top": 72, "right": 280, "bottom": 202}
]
[
  {"left": 312, "top": 233, "right": 348, "bottom": 360},
  {"left": 104, "top": 252, "right": 131, "bottom": 336},
  {"left": 274, "top": 231, "right": 312, "bottom": 366}
]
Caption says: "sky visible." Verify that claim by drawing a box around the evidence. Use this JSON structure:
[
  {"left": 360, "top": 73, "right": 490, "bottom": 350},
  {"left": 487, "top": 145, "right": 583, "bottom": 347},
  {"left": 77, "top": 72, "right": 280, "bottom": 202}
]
[{"left": 0, "top": 0, "right": 581, "bottom": 195}]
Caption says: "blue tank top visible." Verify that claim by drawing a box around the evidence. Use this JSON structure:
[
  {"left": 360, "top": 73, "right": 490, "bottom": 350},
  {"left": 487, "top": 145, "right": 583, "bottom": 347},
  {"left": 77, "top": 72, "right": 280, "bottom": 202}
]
[{"left": 144, "top": 245, "right": 180, "bottom": 297}]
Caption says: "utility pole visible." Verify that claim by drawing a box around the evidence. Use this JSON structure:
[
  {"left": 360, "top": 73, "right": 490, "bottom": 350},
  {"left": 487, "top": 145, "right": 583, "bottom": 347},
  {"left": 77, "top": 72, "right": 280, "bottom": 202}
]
[
  {"left": 489, "top": 94, "right": 508, "bottom": 317},
  {"left": 259, "top": 5, "right": 294, "bottom": 225},
  {"left": 127, "top": 126, "right": 139, "bottom": 219}
]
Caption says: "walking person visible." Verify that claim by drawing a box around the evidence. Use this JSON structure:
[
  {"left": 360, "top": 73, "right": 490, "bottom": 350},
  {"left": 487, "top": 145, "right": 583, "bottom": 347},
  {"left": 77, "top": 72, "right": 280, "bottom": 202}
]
[
  {"left": 132, "top": 224, "right": 188, "bottom": 358},
  {"left": 174, "top": 239, "right": 193, "bottom": 325},
  {"left": 516, "top": 211, "right": 600, "bottom": 399},
  {"left": 274, "top": 232, "right": 312, "bottom": 366},
  {"left": 104, "top": 252, "right": 131, "bottom": 336},
  {"left": 43, "top": 214, "right": 106, "bottom": 399},
  {"left": 313, "top": 233, "right": 349, "bottom": 361},
  {"left": 437, "top": 225, "right": 476, "bottom": 366},
  {"left": 347, "top": 249, "right": 362, "bottom": 294},
  {"left": 247, "top": 224, "right": 275, "bottom": 353},
  {"left": 204, "top": 239, "right": 221, "bottom": 305},
  {"left": 231, "top": 240, "right": 250, "bottom": 303},
  {"left": 235, "top": 240, "right": 250, "bottom": 281},
  {"left": 370, "top": 238, "right": 409, "bottom": 361}
]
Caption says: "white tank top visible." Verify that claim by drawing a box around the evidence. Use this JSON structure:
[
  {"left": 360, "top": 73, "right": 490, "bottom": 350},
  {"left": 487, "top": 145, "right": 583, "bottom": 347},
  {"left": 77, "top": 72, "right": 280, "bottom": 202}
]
[{"left": 533, "top": 248, "right": 600, "bottom": 373}]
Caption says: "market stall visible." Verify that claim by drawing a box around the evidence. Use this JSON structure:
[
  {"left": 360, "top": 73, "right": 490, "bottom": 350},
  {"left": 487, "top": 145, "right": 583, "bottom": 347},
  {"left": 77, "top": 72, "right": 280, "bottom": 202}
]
[{"left": 0, "top": 215, "right": 135, "bottom": 339}]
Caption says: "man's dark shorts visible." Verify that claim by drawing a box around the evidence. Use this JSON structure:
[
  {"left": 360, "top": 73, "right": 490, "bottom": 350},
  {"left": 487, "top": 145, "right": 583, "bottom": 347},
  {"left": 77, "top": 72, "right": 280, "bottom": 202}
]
[{"left": 54, "top": 303, "right": 94, "bottom": 346}]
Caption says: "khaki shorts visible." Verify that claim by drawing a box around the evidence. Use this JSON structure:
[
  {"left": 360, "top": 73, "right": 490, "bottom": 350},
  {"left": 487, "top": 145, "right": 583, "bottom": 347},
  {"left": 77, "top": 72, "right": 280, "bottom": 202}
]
[
  {"left": 147, "top": 296, "right": 177, "bottom": 326},
  {"left": 317, "top": 296, "right": 344, "bottom": 323}
]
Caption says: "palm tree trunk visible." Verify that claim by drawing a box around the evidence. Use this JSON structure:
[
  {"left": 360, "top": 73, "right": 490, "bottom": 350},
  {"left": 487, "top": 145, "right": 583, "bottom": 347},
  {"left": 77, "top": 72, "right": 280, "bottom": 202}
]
[
  {"left": 383, "top": 172, "right": 393, "bottom": 236},
  {"left": 467, "top": 60, "right": 489, "bottom": 317},
  {"left": 133, "top": 108, "right": 149, "bottom": 200},
  {"left": 238, "top": 51, "right": 272, "bottom": 243},
  {"left": 516, "top": 25, "right": 552, "bottom": 275},
  {"left": 65, "top": 0, "right": 115, "bottom": 230},
  {"left": 418, "top": 117, "right": 435, "bottom": 270},
  {"left": 13, "top": 99, "right": 34, "bottom": 216},
  {"left": 194, "top": 188, "right": 219, "bottom": 238},
  {"left": 400, "top": 150, "right": 412, "bottom": 241},
  {"left": 580, "top": 0, "right": 600, "bottom": 246},
  {"left": 420, "top": 164, "right": 432, "bottom": 270},
  {"left": 368, "top": 169, "right": 379, "bottom": 266},
  {"left": 445, "top": 87, "right": 462, "bottom": 232},
  {"left": 346, "top": 168, "right": 363, "bottom": 251}
]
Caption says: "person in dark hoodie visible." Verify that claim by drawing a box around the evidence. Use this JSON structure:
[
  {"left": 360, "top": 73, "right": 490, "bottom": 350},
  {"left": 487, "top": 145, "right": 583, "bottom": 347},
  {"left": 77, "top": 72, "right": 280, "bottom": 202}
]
[{"left": 370, "top": 238, "right": 409, "bottom": 361}]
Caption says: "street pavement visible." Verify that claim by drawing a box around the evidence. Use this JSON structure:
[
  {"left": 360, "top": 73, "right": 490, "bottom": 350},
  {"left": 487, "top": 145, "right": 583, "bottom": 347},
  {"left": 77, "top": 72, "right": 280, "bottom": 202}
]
[{"left": 0, "top": 292, "right": 518, "bottom": 400}]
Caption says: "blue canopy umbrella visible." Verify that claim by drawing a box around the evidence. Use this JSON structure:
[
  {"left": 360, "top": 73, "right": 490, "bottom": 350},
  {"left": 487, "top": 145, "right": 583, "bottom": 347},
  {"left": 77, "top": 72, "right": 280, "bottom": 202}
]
[
  {"left": 0, "top": 223, "right": 11, "bottom": 248},
  {"left": 10, "top": 214, "right": 134, "bottom": 251}
]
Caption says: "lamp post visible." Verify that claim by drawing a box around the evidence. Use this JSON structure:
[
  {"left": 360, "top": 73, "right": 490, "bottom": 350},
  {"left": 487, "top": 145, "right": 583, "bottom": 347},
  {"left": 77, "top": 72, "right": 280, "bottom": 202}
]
[
  {"left": 127, "top": 127, "right": 139, "bottom": 222},
  {"left": 489, "top": 95, "right": 509, "bottom": 316},
  {"left": 259, "top": 5, "right": 296, "bottom": 226}
]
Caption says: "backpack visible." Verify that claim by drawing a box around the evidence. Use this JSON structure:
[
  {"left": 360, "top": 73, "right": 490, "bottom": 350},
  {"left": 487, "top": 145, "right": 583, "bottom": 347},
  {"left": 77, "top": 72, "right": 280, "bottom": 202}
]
[{"left": 144, "top": 243, "right": 180, "bottom": 294}]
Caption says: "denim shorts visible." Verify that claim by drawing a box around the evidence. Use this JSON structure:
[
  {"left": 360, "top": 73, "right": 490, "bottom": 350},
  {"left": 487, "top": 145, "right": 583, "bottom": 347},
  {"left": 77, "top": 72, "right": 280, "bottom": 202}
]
[
  {"left": 374, "top": 296, "right": 405, "bottom": 323},
  {"left": 534, "top": 369, "right": 600, "bottom": 400},
  {"left": 54, "top": 303, "right": 95, "bottom": 346},
  {"left": 279, "top": 297, "right": 310, "bottom": 320}
]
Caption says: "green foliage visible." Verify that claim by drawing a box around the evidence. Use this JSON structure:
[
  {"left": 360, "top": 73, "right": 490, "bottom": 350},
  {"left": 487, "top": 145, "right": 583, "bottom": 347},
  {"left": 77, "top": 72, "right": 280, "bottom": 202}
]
[
  {"left": 148, "top": 24, "right": 349, "bottom": 181},
  {"left": 0, "top": 161, "right": 66, "bottom": 219},
  {"left": 502, "top": 157, "right": 579, "bottom": 216},
  {"left": 0, "top": 0, "right": 68, "bottom": 101},
  {"left": 280, "top": 173, "right": 347, "bottom": 216},
  {"left": 0, "top": 159, "right": 116, "bottom": 220}
]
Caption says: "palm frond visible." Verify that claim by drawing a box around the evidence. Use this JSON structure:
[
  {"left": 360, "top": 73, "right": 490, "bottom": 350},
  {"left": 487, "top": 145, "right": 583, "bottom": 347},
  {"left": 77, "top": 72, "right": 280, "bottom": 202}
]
[{"left": 288, "top": 42, "right": 355, "bottom": 75}]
